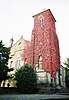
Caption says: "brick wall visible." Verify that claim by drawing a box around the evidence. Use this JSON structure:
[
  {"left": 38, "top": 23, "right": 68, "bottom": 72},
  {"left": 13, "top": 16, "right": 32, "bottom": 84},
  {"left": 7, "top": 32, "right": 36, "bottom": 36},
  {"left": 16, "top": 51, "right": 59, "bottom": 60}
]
[{"left": 22, "top": 9, "right": 60, "bottom": 78}]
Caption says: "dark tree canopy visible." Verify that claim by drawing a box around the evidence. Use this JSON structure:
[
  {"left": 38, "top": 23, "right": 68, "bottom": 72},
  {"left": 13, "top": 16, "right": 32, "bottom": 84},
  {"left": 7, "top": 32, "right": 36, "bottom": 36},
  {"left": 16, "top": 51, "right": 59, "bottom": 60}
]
[
  {"left": 64, "top": 58, "right": 69, "bottom": 76},
  {"left": 15, "top": 64, "right": 38, "bottom": 93},
  {"left": 64, "top": 58, "right": 69, "bottom": 88},
  {"left": 0, "top": 40, "right": 12, "bottom": 83}
]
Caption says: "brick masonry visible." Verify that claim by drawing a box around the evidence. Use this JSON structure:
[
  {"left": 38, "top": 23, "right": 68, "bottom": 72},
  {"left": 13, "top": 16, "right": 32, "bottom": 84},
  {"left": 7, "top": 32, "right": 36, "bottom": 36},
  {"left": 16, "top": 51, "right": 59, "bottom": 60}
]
[{"left": 22, "top": 9, "right": 60, "bottom": 78}]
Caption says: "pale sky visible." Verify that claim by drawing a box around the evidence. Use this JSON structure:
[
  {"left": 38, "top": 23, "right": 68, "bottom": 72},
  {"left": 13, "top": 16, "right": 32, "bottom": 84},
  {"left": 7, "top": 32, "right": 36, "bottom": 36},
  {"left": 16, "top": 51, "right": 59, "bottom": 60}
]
[{"left": 0, "top": 0, "right": 69, "bottom": 65}]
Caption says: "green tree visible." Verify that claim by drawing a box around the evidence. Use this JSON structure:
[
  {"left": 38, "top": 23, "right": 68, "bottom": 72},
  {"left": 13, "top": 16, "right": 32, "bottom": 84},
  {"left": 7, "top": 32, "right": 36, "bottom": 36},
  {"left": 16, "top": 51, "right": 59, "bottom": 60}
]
[
  {"left": 0, "top": 40, "right": 13, "bottom": 85},
  {"left": 64, "top": 58, "right": 69, "bottom": 88},
  {"left": 15, "top": 64, "right": 38, "bottom": 93}
]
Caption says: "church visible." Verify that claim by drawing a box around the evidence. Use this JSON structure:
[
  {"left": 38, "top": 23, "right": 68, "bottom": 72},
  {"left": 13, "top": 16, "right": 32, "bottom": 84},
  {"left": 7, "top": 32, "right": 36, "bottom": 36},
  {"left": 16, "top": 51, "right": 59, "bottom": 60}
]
[
  {"left": 8, "top": 9, "right": 65, "bottom": 87},
  {"left": 22, "top": 9, "right": 65, "bottom": 86}
]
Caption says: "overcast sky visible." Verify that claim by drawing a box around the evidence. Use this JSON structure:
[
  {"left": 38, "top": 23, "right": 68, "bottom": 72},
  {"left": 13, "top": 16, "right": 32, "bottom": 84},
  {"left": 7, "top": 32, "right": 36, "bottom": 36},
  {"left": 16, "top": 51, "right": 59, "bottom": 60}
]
[{"left": 0, "top": 0, "right": 69, "bottom": 65}]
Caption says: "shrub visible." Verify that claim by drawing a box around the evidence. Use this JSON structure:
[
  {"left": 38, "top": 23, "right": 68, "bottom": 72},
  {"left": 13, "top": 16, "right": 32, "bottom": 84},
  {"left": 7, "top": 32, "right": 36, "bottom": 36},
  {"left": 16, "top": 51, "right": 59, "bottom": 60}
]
[{"left": 15, "top": 64, "right": 38, "bottom": 93}]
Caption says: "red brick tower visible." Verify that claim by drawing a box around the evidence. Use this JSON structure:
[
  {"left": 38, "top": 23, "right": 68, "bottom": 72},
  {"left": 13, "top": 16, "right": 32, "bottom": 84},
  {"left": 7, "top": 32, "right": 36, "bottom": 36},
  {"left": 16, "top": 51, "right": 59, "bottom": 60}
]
[
  {"left": 31, "top": 9, "right": 60, "bottom": 78},
  {"left": 22, "top": 9, "right": 60, "bottom": 81}
]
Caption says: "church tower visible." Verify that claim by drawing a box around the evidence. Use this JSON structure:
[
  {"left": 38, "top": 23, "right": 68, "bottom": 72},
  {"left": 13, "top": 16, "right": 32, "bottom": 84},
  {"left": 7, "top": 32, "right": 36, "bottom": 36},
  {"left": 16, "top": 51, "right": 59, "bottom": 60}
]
[
  {"left": 22, "top": 9, "right": 61, "bottom": 85},
  {"left": 31, "top": 9, "right": 60, "bottom": 84}
]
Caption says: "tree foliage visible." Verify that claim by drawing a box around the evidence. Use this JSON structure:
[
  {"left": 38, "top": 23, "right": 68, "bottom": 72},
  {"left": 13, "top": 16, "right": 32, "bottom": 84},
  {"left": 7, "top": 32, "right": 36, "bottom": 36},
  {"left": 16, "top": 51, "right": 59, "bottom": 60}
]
[
  {"left": 15, "top": 64, "right": 38, "bottom": 93},
  {"left": 64, "top": 58, "right": 69, "bottom": 68},
  {"left": 0, "top": 40, "right": 13, "bottom": 84},
  {"left": 64, "top": 58, "right": 69, "bottom": 88}
]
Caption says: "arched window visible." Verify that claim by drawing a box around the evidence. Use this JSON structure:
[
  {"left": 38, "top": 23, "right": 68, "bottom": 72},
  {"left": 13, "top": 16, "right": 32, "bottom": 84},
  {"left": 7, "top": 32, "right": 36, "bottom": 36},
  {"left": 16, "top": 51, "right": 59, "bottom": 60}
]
[
  {"left": 10, "top": 61, "right": 13, "bottom": 68},
  {"left": 38, "top": 55, "right": 42, "bottom": 69},
  {"left": 15, "top": 58, "right": 21, "bottom": 69},
  {"left": 40, "top": 18, "right": 44, "bottom": 27}
]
